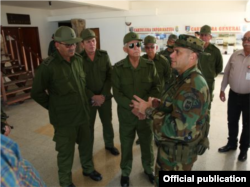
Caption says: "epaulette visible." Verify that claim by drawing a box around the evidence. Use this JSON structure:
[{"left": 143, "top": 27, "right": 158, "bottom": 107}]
[
  {"left": 114, "top": 60, "right": 124, "bottom": 67},
  {"left": 43, "top": 56, "right": 54, "bottom": 66},
  {"left": 99, "top": 49, "right": 108, "bottom": 54}
]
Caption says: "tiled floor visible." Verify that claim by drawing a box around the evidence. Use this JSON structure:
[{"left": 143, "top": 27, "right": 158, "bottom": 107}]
[{"left": 4, "top": 74, "right": 249, "bottom": 187}]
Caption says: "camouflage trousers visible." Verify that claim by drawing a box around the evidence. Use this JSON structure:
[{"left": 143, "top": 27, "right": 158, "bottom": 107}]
[{"left": 154, "top": 147, "right": 197, "bottom": 187}]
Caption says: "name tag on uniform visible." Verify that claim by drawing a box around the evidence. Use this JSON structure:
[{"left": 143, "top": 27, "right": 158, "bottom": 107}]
[{"left": 246, "top": 72, "right": 250, "bottom": 80}]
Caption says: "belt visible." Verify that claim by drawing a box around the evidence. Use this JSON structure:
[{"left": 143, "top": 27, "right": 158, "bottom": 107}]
[{"left": 231, "top": 89, "right": 250, "bottom": 96}]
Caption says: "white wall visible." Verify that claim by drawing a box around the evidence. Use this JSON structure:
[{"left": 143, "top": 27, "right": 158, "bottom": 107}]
[
  {"left": 1, "top": 1, "right": 250, "bottom": 63},
  {"left": 47, "top": 1, "right": 249, "bottom": 64},
  {"left": 1, "top": 5, "right": 58, "bottom": 59}
]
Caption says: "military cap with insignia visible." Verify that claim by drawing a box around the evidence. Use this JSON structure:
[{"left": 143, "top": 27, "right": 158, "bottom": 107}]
[
  {"left": 200, "top": 25, "right": 211, "bottom": 34},
  {"left": 123, "top": 32, "right": 142, "bottom": 45},
  {"left": 54, "top": 26, "right": 82, "bottom": 44},
  {"left": 143, "top": 35, "right": 156, "bottom": 45},
  {"left": 80, "top": 29, "right": 96, "bottom": 41}
]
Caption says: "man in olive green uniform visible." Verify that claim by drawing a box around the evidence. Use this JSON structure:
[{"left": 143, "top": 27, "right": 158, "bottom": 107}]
[
  {"left": 199, "top": 25, "right": 223, "bottom": 111},
  {"left": 159, "top": 34, "right": 178, "bottom": 85},
  {"left": 112, "top": 32, "right": 161, "bottom": 187},
  {"left": 132, "top": 35, "right": 210, "bottom": 186},
  {"left": 48, "top": 34, "right": 56, "bottom": 56},
  {"left": 136, "top": 35, "right": 171, "bottom": 146},
  {"left": 80, "top": 29, "right": 119, "bottom": 156},
  {"left": 31, "top": 26, "right": 102, "bottom": 187},
  {"left": 159, "top": 34, "right": 177, "bottom": 63},
  {"left": 142, "top": 35, "right": 171, "bottom": 93}
]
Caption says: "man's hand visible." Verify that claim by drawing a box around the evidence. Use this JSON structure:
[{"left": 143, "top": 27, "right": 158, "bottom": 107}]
[
  {"left": 92, "top": 95, "right": 105, "bottom": 106},
  {"left": 131, "top": 107, "right": 146, "bottom": 120},
  {"left": 131, "top": 95, "right": 153, "bottom": 115},
  {"left": 219, "top": 91, "right": 226, "bottom": 102},
  {"left": 4, "top": 124, "right": 12, "bottom": 136}
]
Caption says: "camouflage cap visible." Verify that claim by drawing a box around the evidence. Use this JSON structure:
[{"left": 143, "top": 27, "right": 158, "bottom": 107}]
[
  {"left": 200, "top": 25, "right": 211, "bottom": 34},
  {"left": 81, "top": 29, "right": 96, "bottom": 41},
  {"left": 174, "top": 34, "right": 205, "bottom": 53},
  {"left": 168, "top": 34, "right": 177, "bottom": 41},
  {"left": 123, "top": 32, "right": 142, "bottom": 45},
  {"left": 54, "top": 26, "right": 82, "bottom": 44},
  {"left": 144, "top": 35, "right": 156, "bottom": 45}
]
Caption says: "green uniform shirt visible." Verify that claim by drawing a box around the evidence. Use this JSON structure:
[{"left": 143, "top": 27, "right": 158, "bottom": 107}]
[
  {"left": 80, "top": 49, "right": 112, "bottom": 100},
  {"left": 31, "top": 51, "right": 89, "bottom": 127},
  {"left": 112, "top": 56, "right": 161, "bottom": 112},
  {"left": 198, "top": 43, "right": 223, "bottom": 82},
  {"left": 158, "top": 48, "right": 173, "bottom": 63},
  {"left": 142, "top": 53, "right": 171, "bottom": 93}
]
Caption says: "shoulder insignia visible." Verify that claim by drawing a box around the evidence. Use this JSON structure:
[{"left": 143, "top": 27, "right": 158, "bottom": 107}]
[
  {"left": 43, "top": 56, "right": 54, "bottom": 66},
  {"left": 146, "top": 59, "right": 154, "bottom": 65},
  {"left": 99, "top": 49, "right": 108, "bottom": 54},
  {"left": 114, "top": 60, "right": 124, "bottom": 67}
]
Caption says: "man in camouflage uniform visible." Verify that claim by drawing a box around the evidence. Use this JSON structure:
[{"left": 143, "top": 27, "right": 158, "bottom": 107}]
[
  {"left": 132, "top": 35, "right": 210, "bottom": 186},
  {"left": 80, "top": 29, "right": 119, "bottom": 156},
  {"left": 31, "top": 26, "right": 102, "bottom": 187},
  {"left": 112, "top": 32, "right": 161, "bottom": 187},
  {"left": 199, "top": 25, "right": 223, "bottom": 112}
]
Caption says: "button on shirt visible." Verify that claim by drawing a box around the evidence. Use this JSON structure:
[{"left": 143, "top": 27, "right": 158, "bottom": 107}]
[{"left": 221, "top": 49, "right": 250, "bottom": 94}]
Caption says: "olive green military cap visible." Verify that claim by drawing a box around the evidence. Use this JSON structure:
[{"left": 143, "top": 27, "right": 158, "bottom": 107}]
[
  {"left": 144, "top": 35, "right": 156, "bottom": 45},
  {"left": 174, "top": 34, "right": 205, "bottom": 53},
  {"left": 168, "top": 34, "right": 177, "bottom": 41},
  {"left": 81, "top": 29, "right": 96, "bottom": 41},
  {"left": 200, "top": 25, "right": 211, "bottom": 34},
  {"left": 54, "top": 26, "right": 82, "bottom": 44},
  {"left": 123, "top": 32, "right": 142, "bottom": 45}
]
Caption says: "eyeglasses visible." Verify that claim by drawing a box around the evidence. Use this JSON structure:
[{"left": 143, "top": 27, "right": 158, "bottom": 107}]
[
  {"left": 128, "top": 42, "right": 141, "bottom": 49},
  {"left": 242, "top": 37, "right": 250, "bottom": 42},
  {"left": 58, "top": 42, "right": 76, "bottom": 48},
  {"left": 145, "top": 45, "right": 155, "bottom": 50}
]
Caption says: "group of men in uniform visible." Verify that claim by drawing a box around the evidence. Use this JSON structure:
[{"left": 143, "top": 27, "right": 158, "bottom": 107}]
[{"left": 31, "top": 24, "right": 224, "bottom": 187}]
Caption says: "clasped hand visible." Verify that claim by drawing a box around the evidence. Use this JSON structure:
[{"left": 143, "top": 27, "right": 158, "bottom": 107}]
[{"left": 92, "top": 95, "right": 105, "bottom": 106}]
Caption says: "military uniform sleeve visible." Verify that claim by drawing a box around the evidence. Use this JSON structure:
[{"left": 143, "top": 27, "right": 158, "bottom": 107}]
[
  {"left": 101, "top": 54, "right": 112, "bottom": 97},
  {"left": 31, "top": 64, "right": 50, "bottom": 109},
  {"left": 111, "top": 66, "right": 132, "bottom": 110},
  {"left": 161, "top": 86, "right": 207, "bottom": 141},
  {"left": 215, "top": 48, "right": 223, "bottom": 76},
  {"left": 162, "top": 56, "right": 172, "bottom": 85},
  {"left": 148, "top": 63, "right": 161, "bottom": 99}
]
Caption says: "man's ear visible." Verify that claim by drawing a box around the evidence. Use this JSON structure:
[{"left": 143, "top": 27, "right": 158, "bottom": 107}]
[
  {"left": 123, "top": 46, "right": 128, "bottom": 53},
  {"left": 55, "top": 42, "right": 60, "bottom": 49}
]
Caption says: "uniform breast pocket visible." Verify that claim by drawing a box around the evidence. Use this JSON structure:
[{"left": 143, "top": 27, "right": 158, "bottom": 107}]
[
  {"left": 141, "top": 78, "right": 153, "bottom": 91},
  {"left": 54, "top": 77, "right": 75, "bottom": 96}
]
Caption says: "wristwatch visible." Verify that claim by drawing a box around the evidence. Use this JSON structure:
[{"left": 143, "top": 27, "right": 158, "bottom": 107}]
[{"left": 145, "top": 107, "right": 154, "bottom": 119}]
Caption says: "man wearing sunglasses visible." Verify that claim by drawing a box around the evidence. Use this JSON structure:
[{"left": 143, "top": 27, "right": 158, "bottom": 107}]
[
  {"left": 131, "top": 35, "right": 210, "bottom": 186},
  {"left": 80, "top": 29, "right": 119, "bottom": 157},
  {"left": 31, "top": 26, "right": 101, "bottom": 187},
  {"left": 159, "top": 34, "right": 177, "bottom": 64},
  {"left": 112, "top": 32, "right": 161, "bottom": 187},
  {"left": 218, "top": 31, "right": 250, "bottom": 162}
]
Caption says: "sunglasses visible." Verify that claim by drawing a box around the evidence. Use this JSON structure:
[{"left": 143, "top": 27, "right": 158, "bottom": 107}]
[
  {"left": 242, "top": 37, "right": 250, "bottom": 42},
  {"left": 128, "top": 42, "right": 141, "bottom": 49},
  {"left": 145, "top": 45, "right": 155, "bottom": 50},
  {"left": 58, "top": 42, "right": 76, "bottom": 48}
]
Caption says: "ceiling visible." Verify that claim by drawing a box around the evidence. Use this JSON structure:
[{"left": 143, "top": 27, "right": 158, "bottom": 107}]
[{"left": 0, "top": 1, "right": 117, "bottom": 10}]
